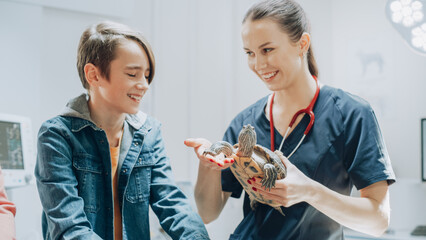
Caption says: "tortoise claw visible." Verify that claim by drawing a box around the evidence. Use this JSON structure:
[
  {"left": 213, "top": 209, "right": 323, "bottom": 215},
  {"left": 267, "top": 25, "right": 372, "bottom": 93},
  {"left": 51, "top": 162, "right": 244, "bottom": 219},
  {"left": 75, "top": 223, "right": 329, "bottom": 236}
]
[
  {"left": 275, "top": 206, "right": 285, "bottom": 216},
  {"left": 261, "top": 164, "right": 278, "bottom": 191},
  {"left": 204, "top": 141, "right": 234, "bottom": 158},
  {"left": 202, "top": 150, "right": 217, "bottom": 157}
]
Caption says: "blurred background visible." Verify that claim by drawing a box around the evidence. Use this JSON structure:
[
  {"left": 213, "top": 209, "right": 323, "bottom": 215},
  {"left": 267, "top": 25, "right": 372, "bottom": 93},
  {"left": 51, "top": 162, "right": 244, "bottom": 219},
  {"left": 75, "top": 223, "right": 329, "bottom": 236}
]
[{"left": 1, "top": 0, "right": 426, "bottom": 239}]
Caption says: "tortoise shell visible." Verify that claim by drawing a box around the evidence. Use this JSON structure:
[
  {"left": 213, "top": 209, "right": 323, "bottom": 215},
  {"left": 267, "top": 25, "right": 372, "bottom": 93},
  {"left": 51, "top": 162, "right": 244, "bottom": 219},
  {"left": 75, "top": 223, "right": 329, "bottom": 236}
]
[
  {"left": 203, "top": 124, "right": 287, "bottom": 215},
  {"left": 231, "top": 144, "right": 286, "bottom": 211}
]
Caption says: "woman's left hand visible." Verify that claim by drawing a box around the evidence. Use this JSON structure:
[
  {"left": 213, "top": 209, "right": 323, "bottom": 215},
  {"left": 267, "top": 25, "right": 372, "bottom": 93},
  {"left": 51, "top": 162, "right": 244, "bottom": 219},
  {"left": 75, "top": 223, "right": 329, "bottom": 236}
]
[{"left": 250, "top": 150, "right": 316, "bottom": 207}]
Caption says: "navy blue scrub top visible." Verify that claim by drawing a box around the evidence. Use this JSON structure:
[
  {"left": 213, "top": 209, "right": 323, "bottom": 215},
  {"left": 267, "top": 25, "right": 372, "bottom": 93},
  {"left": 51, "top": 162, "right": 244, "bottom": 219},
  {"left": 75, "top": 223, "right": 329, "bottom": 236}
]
[{"left": 221, "top": 85, "right": 395, "bottom": 240}]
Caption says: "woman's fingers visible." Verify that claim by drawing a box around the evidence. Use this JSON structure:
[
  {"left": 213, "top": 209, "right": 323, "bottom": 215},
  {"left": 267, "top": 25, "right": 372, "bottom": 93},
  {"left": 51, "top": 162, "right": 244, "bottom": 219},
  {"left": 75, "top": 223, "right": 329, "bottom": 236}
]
[
  {"left": 203, "top": 154, "right": 234, "bottom": 169},
  {"left": 249, "top": 178, "right": 292, "bottom": 207},
  {"left": 223, "top": 157, "right": 235, "bottom": 164},
  {"left": 184, "top": 138, "right": 210, "bottom": 148},
  {"left": 251, "top": 177, "right": 283, "bottom": 191},
  {"left": 274, "top": 150, "right": 292, "bottom": 169},
  {"left": 184, "top": 138, "right": 212, "bottom": 157},
  {"left": 185, "top": 138, "right": 235, "bottom": 170},
  {"left": 184, "top": 138, "right": 211, "bottom": 153}
]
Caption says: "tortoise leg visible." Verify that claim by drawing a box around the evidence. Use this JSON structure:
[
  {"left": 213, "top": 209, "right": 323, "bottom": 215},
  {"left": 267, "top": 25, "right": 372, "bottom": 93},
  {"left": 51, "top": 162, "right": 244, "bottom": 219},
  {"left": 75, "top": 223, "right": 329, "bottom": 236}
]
[
  {"left": 260, "top": 163, "right": 277, "bottom": 191},
  {"left": 203, "top": 141, "right": 234, "bottom": 157},
  {"left": 250, "top": 199, "right": 259, "bottom": 211},
  {"left": 274, "top": 206, "right": 285, "bottom": 216}
]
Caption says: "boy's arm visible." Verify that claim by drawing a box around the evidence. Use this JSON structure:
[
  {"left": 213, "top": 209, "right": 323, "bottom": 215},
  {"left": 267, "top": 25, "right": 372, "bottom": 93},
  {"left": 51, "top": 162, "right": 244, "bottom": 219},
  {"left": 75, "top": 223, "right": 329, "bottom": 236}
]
[
  {"left": 35, "top": 122, "right": 102, "bottom": 240},
  {"left": 148, "top": 126, "right": 210, "bottom": 240},
  {"left": 0, "top": 166, "right": 16, "bottom": 240}
]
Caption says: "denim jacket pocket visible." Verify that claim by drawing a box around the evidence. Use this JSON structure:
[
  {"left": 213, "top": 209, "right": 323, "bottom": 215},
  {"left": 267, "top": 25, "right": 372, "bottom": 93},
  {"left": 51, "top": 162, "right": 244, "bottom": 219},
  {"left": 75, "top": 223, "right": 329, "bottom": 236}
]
[
  {"left": 125, "top": 151, "right": 155, "bottom": 203},
  {"left": 73, "top": 153, "right": 103, "bottom": 213}
]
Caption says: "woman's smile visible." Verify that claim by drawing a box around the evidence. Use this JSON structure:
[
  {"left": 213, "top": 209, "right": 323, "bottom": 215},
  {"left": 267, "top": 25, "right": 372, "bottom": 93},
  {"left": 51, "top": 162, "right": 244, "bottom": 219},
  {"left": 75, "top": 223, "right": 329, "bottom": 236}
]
[{"left": 261, "top": 70, "right": 279, "bottom": 82}]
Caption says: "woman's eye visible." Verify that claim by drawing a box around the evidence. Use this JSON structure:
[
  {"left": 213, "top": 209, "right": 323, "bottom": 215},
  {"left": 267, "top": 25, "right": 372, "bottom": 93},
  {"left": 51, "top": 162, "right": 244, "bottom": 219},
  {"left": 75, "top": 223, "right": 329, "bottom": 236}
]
[
  {"left": 245, "top": 51, "right": 253, "bottom": 56},
  {"left": 263, "top": 48, "right": 273, "bottom": 53},
  {"left": 127, "top": 73, "right": 136, "bottom": 77}
]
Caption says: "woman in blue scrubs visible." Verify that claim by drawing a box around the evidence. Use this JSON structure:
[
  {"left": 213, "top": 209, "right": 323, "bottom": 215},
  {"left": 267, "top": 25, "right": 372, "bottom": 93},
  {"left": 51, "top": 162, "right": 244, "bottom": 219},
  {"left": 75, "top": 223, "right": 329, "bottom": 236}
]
[{"left": 185, "top": 0, "right": 396, "bottom": 239}]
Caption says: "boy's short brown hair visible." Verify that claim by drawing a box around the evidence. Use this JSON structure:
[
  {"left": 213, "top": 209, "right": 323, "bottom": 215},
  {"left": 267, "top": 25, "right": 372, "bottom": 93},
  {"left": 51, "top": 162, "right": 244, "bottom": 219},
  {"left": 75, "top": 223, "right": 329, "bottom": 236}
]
[{"left": 77, "top": 21, "right": 155, "bottom": 89}]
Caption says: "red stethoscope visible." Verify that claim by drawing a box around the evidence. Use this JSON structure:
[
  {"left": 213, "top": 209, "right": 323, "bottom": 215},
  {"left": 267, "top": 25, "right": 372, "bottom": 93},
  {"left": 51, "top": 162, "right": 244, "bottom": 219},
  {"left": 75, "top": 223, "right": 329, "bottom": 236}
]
[{"left": 269, "top": 76, "right": 320, "bottom": 158}]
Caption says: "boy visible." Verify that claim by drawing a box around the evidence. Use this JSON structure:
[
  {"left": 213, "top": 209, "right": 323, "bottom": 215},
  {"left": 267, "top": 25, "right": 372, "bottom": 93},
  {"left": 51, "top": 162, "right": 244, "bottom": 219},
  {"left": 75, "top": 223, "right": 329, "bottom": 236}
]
[{"left": 35, "top": 21, "right": 209, "bottom": 240}]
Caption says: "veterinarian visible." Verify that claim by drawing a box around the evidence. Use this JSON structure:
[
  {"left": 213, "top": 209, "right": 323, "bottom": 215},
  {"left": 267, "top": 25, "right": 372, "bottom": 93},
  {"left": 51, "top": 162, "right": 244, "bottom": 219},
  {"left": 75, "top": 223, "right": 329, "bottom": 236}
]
[{"left": 185, "top": 0, "right": 395, "bottom": 239}]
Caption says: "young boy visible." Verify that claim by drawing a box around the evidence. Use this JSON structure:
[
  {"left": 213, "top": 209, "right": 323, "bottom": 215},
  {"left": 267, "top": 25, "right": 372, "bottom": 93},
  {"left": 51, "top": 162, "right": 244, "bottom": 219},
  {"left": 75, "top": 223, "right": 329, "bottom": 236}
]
[{"left": 35, "top": 21, "right": 209, "bottom": 240}]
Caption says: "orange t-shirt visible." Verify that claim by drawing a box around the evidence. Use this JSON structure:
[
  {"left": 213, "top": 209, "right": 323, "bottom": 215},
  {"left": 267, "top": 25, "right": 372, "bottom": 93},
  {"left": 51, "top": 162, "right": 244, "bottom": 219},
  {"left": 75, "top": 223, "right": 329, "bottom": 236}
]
[{"left": 110, "top": 145, "right": 122, "bottom": 240}]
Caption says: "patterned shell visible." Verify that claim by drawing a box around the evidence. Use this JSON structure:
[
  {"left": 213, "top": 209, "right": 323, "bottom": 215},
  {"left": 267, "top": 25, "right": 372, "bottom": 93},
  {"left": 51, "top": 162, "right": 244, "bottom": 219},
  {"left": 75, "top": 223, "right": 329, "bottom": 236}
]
[{"left": 230, "top": 144, "right": 286, "bottom": 209}]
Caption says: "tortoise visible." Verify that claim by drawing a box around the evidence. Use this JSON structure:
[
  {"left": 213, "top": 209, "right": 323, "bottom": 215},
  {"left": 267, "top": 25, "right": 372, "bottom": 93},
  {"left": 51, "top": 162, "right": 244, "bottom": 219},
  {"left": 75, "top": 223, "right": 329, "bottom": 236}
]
[{"left": 203, "top": 124, "right": 287, "bottom": 215}]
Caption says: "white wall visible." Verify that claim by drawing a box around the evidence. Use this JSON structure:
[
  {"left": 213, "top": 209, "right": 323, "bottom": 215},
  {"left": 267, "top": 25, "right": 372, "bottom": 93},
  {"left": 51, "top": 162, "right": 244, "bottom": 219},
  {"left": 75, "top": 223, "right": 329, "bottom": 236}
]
[
  {"left": 330, "top": 0, "right": 426, "bottom": 231},
  {"left": 330, "top": 0, "right": 426, "bottom": 180},
  {"left": 1, "top": 1, "right": 43, "bottom": 239},
  {"left": 1, "top": 0, "right": 426, "bottom": 239}
]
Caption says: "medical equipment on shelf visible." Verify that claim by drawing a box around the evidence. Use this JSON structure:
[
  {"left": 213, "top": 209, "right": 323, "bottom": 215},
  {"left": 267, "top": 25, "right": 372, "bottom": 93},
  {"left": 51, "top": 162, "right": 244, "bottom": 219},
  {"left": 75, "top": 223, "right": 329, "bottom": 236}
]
[{"left": 0, "top": 113, "right": 34, "bottom": 188}]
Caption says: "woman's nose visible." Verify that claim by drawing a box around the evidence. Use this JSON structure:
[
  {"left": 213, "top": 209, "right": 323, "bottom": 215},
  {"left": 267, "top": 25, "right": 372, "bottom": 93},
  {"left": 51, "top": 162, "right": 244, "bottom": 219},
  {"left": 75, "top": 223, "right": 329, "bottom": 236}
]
[{"left": 254, "top": 56, "right": 267, "bottom": 71}]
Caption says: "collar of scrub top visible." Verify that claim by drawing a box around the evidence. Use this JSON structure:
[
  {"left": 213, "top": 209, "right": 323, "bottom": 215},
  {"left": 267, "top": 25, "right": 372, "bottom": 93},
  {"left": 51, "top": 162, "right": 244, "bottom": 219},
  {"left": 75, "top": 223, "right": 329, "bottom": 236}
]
[{"left": 269, "top": 76, "right": 320, "bottom": 159}]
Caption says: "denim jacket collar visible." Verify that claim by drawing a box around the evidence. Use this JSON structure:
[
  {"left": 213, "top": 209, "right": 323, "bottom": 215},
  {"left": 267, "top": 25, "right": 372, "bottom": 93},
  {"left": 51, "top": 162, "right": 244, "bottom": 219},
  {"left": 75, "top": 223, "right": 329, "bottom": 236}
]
[{"left": 59, "top": 93, "right": 149, "bottom": 132}]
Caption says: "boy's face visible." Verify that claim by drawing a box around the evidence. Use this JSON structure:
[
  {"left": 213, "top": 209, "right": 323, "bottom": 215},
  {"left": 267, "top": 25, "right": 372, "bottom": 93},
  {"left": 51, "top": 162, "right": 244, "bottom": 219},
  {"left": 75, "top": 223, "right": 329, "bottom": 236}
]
[{"left": 96, "top": 38, "right": 150, "bottom": 115}]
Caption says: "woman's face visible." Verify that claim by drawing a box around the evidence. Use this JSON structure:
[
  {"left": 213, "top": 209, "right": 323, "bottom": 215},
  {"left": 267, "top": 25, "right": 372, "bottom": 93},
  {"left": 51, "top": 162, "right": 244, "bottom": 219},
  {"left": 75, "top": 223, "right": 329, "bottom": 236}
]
[{"left": 242, "top": 18, "right": 304, "bottom": 91}]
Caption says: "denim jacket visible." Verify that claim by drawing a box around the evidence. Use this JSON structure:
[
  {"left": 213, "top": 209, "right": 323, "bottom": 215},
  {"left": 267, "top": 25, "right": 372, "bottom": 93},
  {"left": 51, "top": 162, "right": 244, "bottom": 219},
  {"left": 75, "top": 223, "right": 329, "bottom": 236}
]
[{"left": 35, "top": 94, "right": 209, "bottom": 240}]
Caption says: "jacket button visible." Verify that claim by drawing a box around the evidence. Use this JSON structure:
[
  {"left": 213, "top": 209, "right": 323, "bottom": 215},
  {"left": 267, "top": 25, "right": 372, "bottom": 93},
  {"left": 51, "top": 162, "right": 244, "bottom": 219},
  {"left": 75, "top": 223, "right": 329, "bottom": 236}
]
[
  {"left": 138, "top": 158, "right": 142, "bottom": 163},
  {"left": 134, "top": 142, "right": 139, "bottom": 146},
  {"left": 122, "top": 169, "right": 127, "bottom": 173}
]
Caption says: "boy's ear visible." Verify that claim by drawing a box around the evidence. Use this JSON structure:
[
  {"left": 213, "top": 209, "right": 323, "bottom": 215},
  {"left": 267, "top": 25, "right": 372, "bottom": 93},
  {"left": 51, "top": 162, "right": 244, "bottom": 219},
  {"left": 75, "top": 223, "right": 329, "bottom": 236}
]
[
  {"left": 84, "top": 63, "right": 100, "bottom": 87},
  {"left": 299, "top": 32, "right": 311, "bottom": 57}
]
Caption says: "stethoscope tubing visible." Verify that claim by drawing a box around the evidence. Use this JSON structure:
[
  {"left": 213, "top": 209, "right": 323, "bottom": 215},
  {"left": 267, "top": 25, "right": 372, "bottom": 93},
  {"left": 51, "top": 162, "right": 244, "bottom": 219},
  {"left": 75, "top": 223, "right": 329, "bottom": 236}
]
[{"left": 269, "top": 76, "right": 320, "bottom": 158}]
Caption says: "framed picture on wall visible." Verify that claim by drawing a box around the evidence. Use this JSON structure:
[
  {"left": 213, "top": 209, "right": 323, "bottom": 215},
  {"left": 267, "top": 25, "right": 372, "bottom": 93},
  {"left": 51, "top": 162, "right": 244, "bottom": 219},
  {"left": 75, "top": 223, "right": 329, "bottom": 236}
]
[{"left": 422, "top": 119, "right": 426, "bottom": 181}]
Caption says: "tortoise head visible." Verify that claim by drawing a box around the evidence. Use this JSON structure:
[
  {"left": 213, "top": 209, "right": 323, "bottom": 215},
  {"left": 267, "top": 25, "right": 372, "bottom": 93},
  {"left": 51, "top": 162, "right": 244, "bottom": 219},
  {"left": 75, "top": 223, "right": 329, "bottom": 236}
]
[{"left": 238, "top": 124, "right": 256, "bottom": 157}]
